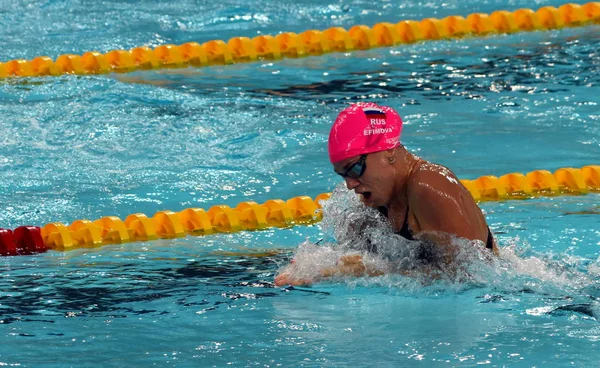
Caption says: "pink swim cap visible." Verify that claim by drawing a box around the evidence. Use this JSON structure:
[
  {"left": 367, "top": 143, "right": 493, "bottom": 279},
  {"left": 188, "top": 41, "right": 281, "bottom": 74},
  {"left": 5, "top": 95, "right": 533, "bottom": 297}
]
[{"left": 328, "top": 103, "right": 403, "bottom": 163}]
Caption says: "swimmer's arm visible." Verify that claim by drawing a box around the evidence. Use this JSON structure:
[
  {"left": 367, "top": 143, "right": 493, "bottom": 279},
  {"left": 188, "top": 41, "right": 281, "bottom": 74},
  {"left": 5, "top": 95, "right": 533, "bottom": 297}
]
[
  {"left": 408, "top": 168, "right": 488, "bottom": 248},
  {"left": 320, "top": 255, "right": 384, "bottom": 278},
  {"left": 274, "top": 255, "right": 383, "bottom": 287}
]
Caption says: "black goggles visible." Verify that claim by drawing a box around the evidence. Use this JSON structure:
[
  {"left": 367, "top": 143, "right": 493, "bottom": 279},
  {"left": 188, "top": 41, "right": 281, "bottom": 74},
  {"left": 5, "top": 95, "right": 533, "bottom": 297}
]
[{"left": 338, "top": 154, "right": 368, "bottom": 179}]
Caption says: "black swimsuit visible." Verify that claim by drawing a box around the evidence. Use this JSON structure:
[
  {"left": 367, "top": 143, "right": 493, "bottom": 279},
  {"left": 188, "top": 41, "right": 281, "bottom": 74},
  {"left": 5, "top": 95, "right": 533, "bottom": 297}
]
[{"left": 378, "top": 206, "right": 495, "bottom": 250}]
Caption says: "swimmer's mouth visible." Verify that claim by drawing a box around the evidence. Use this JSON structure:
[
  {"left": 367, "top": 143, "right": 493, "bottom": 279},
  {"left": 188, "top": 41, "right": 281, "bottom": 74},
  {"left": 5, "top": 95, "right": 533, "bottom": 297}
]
[{"left": 360, "top": 192, "right": 372, "bottom": 201}]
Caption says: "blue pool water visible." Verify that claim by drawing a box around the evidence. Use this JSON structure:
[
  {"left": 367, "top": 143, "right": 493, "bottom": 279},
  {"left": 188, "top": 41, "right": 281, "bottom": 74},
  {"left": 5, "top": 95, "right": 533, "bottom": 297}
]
[{"left": 1, "top": 0, "right": 600, "bottom": 366}]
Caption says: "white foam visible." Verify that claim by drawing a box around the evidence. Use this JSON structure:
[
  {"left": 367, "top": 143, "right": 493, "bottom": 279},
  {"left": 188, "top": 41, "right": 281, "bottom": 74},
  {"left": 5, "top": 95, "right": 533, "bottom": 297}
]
[{"left": 277, "top": 185, "right": 600, "bottom": 297}]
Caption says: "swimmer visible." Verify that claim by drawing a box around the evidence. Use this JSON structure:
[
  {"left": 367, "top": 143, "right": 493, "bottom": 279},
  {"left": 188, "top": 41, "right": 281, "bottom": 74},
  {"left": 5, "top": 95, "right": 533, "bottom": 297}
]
[{"left": 275, "top": 103, "right": 497, "bottom": 286}]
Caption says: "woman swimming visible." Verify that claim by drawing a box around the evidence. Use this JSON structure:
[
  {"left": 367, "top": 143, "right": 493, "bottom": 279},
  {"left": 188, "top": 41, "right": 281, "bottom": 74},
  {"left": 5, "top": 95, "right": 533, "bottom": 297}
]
[{"left": 275, "top": 103, "right": 496, "bottom": 286}]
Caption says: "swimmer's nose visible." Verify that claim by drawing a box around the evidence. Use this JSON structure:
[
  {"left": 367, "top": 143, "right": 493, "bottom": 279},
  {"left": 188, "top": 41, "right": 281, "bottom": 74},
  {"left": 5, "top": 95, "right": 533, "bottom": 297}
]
[{"left": 344, "top": 177, "right": 360, "bottom": 190}]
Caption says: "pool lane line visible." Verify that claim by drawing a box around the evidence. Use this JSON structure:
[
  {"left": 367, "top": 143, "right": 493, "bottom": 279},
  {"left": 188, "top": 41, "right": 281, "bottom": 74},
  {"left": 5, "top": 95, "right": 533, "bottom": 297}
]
[
  {"left": 0, "top": 165, "right": 598, "bottom": 256},
  {"left": 0, "top": 2, "right": 599, "bottom": 79}
]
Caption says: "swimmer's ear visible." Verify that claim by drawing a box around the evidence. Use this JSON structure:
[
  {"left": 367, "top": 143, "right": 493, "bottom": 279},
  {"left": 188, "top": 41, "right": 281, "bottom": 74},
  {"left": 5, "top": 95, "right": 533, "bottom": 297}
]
[
  {"left": 386, "top": 147, "right": 397, "bottom": 164},
  {"left": 386, "top": 145, "right": 402, "bottom": 157}
]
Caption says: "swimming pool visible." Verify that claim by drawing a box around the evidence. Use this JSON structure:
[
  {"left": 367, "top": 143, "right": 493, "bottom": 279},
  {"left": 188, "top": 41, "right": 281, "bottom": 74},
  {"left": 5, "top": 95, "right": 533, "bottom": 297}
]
[{"left": 1, "top": 0, "right": 599, "bottom": 366}]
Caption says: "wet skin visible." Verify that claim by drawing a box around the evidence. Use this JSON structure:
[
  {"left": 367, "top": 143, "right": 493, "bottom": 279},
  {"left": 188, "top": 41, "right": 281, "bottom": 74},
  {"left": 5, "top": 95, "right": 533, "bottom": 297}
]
[
  {"left": 333, "top": 146, "right": 493, "bottom": 249},
  {"left": 275, "top": 145, "right": 496, "bottom": 286}
]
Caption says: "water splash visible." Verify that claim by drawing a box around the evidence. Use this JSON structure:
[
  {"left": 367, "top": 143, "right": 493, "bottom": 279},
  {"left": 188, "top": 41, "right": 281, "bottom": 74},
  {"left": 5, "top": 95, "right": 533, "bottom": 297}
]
[{"left": 278, "top": 184, "right": 600, "bottom": 310}]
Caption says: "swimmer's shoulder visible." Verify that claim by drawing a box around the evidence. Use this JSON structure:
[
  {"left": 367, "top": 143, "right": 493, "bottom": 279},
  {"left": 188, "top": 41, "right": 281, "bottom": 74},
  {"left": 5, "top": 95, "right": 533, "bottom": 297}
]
[
  {"left": 407, "top": 161, "right": 466, "bottom": 203},
  {"left": 409, "top": 161, "right": 460, "bottom": 188}
]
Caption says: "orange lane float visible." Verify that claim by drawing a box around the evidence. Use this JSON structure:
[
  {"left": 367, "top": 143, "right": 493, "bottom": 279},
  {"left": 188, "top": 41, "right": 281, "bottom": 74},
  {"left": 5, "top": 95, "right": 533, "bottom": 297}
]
[
  {"left": 1, "top": 165, "right": 598, "bottom": 255},
  {"left": 0, "top": 2, "right": 598, "bottom": 78}
]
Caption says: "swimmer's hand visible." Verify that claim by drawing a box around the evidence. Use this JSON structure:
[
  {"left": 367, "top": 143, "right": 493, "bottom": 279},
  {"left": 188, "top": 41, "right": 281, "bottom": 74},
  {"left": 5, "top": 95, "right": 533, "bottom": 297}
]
[
  {"left": 322, "top": 255, "right": 384, "bottom": 278},
  {"left": 274, "top": 255, "right": 384, "bottom": 287},
  {"left": 274, "top": 272, "right": 313, "bottom": 287}
]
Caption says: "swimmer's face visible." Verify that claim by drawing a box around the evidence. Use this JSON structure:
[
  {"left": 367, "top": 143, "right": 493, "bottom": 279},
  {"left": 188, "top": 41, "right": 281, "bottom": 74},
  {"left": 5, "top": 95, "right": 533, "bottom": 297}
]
[{"left": 333, "top": 150, "right": 398, "bottom": 207}]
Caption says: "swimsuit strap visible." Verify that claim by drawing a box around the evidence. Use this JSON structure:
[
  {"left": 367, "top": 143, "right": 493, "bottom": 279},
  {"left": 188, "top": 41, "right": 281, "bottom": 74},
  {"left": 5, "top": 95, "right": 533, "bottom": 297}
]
[
  {"left": 378, "top": 158, "right": 424, "bottom": 240},
  {"left": 378, "top": 205, "right": 414, "bottom": 241},
  {"left": 395, "top": 159, "right": 425, "bottom": 241},
  {"left": 486, "top": 226, "right": 494, "bottom": 250},
  {"left": 397, "top": 205, "right": 414, "bottom": 240}
]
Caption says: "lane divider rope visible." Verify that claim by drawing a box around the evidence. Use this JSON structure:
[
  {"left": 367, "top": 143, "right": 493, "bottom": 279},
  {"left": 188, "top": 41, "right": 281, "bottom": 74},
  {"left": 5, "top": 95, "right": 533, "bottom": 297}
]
[
  {"left": 0, "top": 165, "right": 598, "bottom": 256},
  {"left": 0, "top": 2, "right": 599, "bottom": 78}
]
